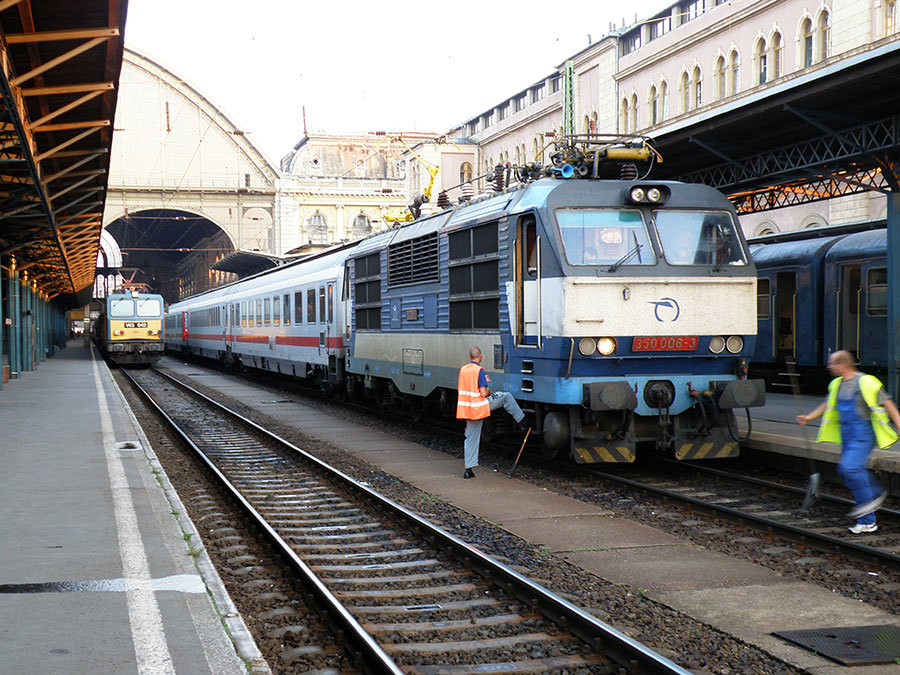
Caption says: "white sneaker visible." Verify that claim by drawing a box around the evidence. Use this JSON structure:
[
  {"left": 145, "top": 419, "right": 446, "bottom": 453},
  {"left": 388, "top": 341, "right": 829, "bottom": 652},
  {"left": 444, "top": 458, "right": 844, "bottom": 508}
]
[{"left": 848, "top": 522, "right": 878, "bottom": 534}]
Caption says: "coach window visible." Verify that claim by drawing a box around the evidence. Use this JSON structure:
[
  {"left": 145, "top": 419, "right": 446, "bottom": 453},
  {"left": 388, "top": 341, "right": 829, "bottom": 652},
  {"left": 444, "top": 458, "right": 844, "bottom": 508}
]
[
  {"left": 327, "top": 283, "right": 334, "bottom": 322},
  {"left": 319, "top": 286, "right": 326, "bottom": 324},
  {"left": 757, "top": 278, "right": 771, "bottom": 319},
  {"left": 282, "top": 295, "right": 291, "bottom": 325},
  {"left": 307, "top": 289, "right": 316, "bottom": 323},
  {"left": 241, "top": 301, "right": 246, "bottom": 326},
  {"left": 273, "top": 295, "right": 281, "bottom": 325},
  {"left": 263, "top": 297, "right": 271, "bottom": 326},
  {"left": 867, "top": 267, "right": 887, "bottom": 316},
  {"left": 256, "top": 298, "right": 263, "bottom": 326},
  {"left": 235, "top": 303, "right": 241, "bottom": 327},
  {"left": 294, "top": 291, "right": 303, "bottom": 324}
]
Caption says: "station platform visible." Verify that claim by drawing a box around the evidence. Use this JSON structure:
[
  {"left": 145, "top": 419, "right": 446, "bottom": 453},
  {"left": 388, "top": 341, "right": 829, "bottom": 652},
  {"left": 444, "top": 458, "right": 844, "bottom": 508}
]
[{"left": 0, "top": 341, "right": 266, "bottom": 674}]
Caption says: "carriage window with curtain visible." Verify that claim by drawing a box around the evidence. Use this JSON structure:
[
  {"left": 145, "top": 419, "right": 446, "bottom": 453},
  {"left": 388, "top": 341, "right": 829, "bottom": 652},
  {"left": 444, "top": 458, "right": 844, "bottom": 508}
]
[{"left": 867, "top": 268, "right": 887, "bottom": 316}]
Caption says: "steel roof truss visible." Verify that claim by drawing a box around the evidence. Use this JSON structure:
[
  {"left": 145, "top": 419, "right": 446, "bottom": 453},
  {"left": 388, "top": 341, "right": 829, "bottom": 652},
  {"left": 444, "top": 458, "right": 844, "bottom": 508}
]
[
  {"left": 29, "top": 89, "right": 106, "bottom": 130},
  {"left": 11, "top": 36, "right": 111, "bottom": 87}
]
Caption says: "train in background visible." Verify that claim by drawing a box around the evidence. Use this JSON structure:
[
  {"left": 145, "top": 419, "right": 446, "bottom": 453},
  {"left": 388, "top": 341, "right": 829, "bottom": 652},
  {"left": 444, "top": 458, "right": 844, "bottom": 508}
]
[
  {"left": 748, "top": 221, "right": 887, "bottom": 388},
  {"left": 93, "top": 287, "right": 165, "bottom": 366},
  {"left": 167, "top": 136, "right": 766, "bottom": 464}
]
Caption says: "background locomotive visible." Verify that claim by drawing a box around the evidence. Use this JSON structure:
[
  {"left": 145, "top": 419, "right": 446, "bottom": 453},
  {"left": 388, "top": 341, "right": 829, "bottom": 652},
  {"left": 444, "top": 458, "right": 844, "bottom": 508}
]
[
  {"left": 94, "top": 287, "right": 165, "bottom": 366},
  {"left": 167, "top": 138, "right": 766, "bottom": 463}
]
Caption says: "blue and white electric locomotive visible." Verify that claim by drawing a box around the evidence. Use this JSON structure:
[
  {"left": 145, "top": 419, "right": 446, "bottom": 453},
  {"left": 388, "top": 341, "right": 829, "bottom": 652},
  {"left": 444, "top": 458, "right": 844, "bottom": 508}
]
[{"left": 345, "top": 139, "right": 765, "bottom": 462}]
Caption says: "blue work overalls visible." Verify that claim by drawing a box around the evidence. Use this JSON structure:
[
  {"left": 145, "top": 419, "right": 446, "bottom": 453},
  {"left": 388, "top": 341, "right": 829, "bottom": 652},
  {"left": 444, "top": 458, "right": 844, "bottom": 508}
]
[{"left": 836, "top": 394, "right": 880, "bottom": 526}]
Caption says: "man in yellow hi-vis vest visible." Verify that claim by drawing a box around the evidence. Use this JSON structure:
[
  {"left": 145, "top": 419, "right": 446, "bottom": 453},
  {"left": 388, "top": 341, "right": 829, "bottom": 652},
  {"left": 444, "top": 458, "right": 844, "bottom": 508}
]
[
  {"left": 457, "top": 346, "right": 526, "bottom": 479},
  {"left": 798, "top": 350, "right": 900, "bottom": 534}
]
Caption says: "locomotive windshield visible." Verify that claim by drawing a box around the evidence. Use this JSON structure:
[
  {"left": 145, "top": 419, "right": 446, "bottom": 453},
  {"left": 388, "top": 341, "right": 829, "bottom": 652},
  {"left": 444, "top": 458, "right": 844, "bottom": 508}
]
[
  {"left": 109, "top": 299, "right": 134, "bottom": 317},
  {"left": 136, "top": 298, "right": 161, "bottom": 316},
  {"left": 656, "top": 210, "right": 747, "bottom": 266},
  {"left": 556, "top": 209, "right": 656, "bottom": 266}
]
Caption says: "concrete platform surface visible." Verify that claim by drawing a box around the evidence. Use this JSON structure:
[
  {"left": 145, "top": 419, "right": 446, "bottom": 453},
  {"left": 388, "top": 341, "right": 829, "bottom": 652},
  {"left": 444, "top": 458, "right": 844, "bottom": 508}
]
[
  {"left": 158, "top": 357, "right": 900, "bottom": 673},
  {"left": 0, "top": 343, "right": 265, "bottom": 674}
]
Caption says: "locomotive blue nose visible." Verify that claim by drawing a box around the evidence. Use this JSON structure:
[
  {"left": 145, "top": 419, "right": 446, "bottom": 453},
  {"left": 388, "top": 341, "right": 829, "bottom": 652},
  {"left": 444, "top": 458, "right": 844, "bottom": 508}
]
[{"left": 643, "top": 380, "right": 676, "bottom": 409}]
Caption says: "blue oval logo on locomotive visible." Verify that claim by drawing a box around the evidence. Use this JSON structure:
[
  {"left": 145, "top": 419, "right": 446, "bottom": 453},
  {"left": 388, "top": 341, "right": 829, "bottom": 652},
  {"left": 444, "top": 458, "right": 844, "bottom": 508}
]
[{"left": 649, "top": 297, "right": 680, "bottom": 322}]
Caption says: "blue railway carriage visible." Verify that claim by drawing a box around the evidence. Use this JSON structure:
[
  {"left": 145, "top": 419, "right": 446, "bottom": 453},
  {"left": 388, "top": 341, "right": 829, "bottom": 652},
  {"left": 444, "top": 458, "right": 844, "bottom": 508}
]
[
  {"left": 822, "top": 229, "right": 888, "bottom": 370},
  {"left": 345, "top": 176, "right": 765, "bottom": 463},
  {"left": 94, "top": 290, "right": 165, "bottom": 366},
  {"left": 750, "top": 236, "right": 844, "bottom": 377}
]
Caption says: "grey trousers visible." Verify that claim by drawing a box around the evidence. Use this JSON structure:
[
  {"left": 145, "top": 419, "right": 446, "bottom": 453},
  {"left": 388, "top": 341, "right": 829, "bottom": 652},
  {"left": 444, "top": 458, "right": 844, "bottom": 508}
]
[{"left": 464, "top": 392, "right": 525, "bottom": 469}]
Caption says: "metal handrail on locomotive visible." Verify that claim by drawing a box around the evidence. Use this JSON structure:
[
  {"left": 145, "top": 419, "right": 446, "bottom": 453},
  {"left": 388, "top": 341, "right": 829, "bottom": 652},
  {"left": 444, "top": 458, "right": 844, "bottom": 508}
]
[
  {"left": 165, "top": 135, "right": 765, "bottom": 463},
  {"left": 94, "top": 287, "right": 165, "bottom": 366}
]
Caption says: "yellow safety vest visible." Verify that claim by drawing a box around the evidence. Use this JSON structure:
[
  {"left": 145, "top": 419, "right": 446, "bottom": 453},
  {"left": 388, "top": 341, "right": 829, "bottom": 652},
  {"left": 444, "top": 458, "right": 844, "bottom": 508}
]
[
  {"left": 816, "top": 374, "right": 898, "bottom": 449},
  {"left": 456, "top": 362, "right": 490, "bottom": 420}
]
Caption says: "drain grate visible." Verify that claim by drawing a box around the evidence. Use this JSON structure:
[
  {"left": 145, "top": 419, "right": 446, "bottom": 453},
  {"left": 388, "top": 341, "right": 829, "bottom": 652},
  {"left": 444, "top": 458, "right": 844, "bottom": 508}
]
[{"left": 773, "top": 624, "right": 900, "bottom": 666}]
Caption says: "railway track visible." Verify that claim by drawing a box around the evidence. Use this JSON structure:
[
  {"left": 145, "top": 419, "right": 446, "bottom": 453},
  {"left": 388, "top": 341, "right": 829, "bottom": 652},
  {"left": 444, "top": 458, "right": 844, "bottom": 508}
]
[
  {"left": 584, "top": 460, "right": 900, "bottom": 570},
  {"left": 123, "top": 366, "right": 689, "bottom": 674}
]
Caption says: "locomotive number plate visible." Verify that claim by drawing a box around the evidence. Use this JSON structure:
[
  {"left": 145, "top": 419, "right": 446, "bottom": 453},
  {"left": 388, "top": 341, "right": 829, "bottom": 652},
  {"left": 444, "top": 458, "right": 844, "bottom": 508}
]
[
  {"left": 124, "top": 321, "right": 148, "bottom": 328},
  {"left": 632, "top": 336, "right": 698, "bottom": 351}
]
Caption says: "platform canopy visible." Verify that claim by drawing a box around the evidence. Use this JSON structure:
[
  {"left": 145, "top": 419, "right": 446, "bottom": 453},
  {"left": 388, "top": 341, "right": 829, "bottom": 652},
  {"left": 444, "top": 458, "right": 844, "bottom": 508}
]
[{"left": 0, "top": 0, "right": 127, "bottom": 307}]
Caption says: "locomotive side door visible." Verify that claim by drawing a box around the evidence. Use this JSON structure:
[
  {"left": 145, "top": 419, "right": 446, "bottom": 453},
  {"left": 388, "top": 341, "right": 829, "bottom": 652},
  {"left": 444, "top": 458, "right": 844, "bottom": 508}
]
[
  {"left": 515, "top": 214, "right": 540, "bottom": 346},
  {"left": 838, "top": 263, "right": 861, "bottom": 358}
]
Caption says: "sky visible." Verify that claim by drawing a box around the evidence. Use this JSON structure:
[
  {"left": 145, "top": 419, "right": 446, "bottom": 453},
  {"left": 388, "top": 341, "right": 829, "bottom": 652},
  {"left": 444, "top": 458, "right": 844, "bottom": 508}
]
[{"left": 124, "top": 0, "right": 670, "bottom": 163}]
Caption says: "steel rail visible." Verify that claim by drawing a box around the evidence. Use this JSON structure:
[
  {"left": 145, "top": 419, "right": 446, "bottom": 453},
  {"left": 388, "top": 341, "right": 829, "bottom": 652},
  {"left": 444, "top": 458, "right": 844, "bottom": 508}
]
[
  {"left": 142, "top": 366, "right": 691, "bottom": 675},
  {"left": 584, "top": 465, "right": 900, "bottom": 569},
  {"left": 122, "top": 368, "right": 404, "bottom": 675}
]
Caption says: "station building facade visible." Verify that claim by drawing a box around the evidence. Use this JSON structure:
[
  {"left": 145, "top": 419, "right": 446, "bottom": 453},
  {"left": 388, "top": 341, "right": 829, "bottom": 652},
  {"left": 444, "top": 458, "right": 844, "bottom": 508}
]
[{"left": 453, "top": 0, "right": 900, "bottom": 236}]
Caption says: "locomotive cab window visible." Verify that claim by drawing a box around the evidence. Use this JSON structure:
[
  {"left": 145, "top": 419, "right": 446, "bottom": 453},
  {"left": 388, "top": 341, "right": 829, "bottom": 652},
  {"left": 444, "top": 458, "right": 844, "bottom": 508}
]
[
  {"left": 656, "top": 211, "right": 746, "bottom": 266},
  {"left": 109, "top": 299, "right": 134, "bottom": 317},
  {"left": 556, "top": 209, "right": 655, "bottom": 266},
  {"left": 867, "top": 267, "right": 887, "bottom": 317},
  {"left": 136, "top": 298, "right": 161, "bottom": 317}
]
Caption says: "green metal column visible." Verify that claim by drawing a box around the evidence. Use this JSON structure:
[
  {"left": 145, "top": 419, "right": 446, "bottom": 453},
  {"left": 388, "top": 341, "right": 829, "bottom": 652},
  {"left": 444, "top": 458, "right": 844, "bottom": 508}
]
[
  {"left": 22, "top": 278, "right": 32, "bottom": 371},
  {"left": 8, "top": 265, "right": 19, "bottom": 378}
]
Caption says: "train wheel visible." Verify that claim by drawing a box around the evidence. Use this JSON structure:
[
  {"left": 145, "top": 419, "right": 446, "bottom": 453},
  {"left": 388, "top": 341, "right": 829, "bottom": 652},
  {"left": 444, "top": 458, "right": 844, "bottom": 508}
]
[{"left": 539, "top": 411, "right": 569, "bottom": 459}]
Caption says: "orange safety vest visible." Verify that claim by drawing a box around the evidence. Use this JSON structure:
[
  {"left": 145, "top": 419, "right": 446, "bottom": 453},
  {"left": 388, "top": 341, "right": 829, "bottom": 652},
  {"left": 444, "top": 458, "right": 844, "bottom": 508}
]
[{"left": 457, "top": 362, "right": 490, "bottom": 420}]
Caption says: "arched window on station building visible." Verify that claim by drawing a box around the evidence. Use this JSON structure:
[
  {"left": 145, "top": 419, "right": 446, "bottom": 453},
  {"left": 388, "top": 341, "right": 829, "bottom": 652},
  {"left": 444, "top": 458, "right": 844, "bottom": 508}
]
[
  {"left": 691, "top": 66, "right": 702, "bottom": 109},
  {"left": 352, "top": 213, "right": 372, "bottom": 239},
  {"left": 886, "top": 1, "right": 897, "bottom": 35},
  {"left": 755, "top": 37, "right": 768, "bottom": 84},
  {"left": 532, "top": 137, "right": 540, "bottom": 163},
  {"left": 680, "top": 71, "right": 690, "bottom": 113},
  {"left": 729, "top": 50, "right": 740, "bottom": 95},
  {"left": 460, "top": 161, "right": 473, "bottom": 184},
  {"left": 648, "top": 84, "right": 658, "bottom": 124},
  {"left": 754, "top": 223, "right": 778, "bottom": 237},
  {"left": 801, "top": 18, "right": 814, "bottom": 67},
  {"left": 620, "top": 97, "right": 630, "bottom": 133},
  {"left": 659, "top": 80, "right": 669, "bottom": 121},
  {"left": 818, "top": 10, "right": 831, "bottom": 57},
  {"left": 772, "top": 31, "right": 783, "bottom": 78},
  {"left": 630, "top": 94, "right": 638, "bottom": 129},
  {"left": 714, "top": 55, "right": 726, "bottom": 100},
  {"left": 307, "top": 213, "right": 328, "bottom": 245}
]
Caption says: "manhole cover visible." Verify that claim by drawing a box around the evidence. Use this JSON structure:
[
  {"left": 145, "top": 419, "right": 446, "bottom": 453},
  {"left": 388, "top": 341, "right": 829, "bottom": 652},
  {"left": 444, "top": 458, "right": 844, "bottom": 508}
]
[{"left": 773, "top": 624, "right": 900, "bottom": 666}]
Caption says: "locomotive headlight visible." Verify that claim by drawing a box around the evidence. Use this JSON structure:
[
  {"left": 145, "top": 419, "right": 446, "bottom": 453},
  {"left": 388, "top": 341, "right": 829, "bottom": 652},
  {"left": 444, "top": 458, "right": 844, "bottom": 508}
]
[
  {"left": 578, "top": 337, "right": 596, "bottom": 356},
  {"left": 597, "top": 337, "right": 617, "bottom": 355},
  {"left": 113, "top": 329, "right": 124, "bottom": 336},
  {"left": 646, "top": 187, "right": 662, "bottom": 203},
  {"left": 709, "top": 336, "right": 726, "bottom": 354},
  {"left": 629, "top": 187, "right": 645, "bottom": 203},
  {"left": 726, "top": 336, "right": 744, "bottom": 353}
]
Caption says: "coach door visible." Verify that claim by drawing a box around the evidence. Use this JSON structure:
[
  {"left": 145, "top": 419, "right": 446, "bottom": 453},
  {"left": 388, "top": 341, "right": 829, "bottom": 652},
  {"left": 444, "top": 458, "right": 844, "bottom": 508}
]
[
  {"left": 774, "top": 271, "right": 796, "bottom": 362},
  {"left": 838, "top": 264, "right": 861, "bottom": 358},
  {"left": 516, "top": 214, "right": 540, "bottom": 347}
]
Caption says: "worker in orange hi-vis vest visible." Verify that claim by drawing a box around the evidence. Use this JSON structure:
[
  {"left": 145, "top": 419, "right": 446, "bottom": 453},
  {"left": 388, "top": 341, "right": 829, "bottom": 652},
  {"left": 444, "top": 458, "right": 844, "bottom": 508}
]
[{"left": 456, "top": 346, "right": 527, "bottom": 479}]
